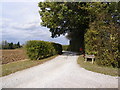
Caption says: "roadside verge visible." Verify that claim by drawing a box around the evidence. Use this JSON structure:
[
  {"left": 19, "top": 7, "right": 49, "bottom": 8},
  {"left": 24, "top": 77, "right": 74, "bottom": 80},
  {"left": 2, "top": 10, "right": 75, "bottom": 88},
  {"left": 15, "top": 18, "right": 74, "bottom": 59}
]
[
  {"left": 77, "top": 55, "right": 119, "bottom": 76},
  {"left": 1, "top": 55, "right": 58, "bottom": 77}
]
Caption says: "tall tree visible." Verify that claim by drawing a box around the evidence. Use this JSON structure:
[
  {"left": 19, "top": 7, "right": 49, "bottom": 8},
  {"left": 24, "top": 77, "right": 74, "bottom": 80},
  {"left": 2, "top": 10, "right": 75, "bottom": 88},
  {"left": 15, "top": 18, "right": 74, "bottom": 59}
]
[
  {"left": 8, "top": 42, "right": 14, "bottom": 49},
  {"left": 17, "top": 42, "right": 21, "bottom": 48},
  {"left": 38, "top": 2, "right": 90, "bottom": 52},
  {"left": 39, "top": 2, "right": 119, "bottom": 67},
  {"left": 2, "top": 40, "right": 9, "bottom": 49}
]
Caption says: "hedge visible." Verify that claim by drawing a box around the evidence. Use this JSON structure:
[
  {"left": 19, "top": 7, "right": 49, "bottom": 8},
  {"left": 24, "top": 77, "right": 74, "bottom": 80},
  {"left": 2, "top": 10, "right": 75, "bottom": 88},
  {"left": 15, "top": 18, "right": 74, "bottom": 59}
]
[
  {"left": 85, "top": 21, "right": 119, "bottom": 68},
  {"left": 62, "top": 45, "right": 69, "bottom": 51},
  {"left": 25, "top": 40, "right": 62, "bottom": 60}
]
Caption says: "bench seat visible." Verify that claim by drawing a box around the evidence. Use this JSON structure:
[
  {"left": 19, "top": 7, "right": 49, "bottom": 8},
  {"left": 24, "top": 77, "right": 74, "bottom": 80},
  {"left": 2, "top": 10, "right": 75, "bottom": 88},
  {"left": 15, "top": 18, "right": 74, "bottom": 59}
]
[{"left": 84, "top": 54, "right": 95, "bottom": 64}]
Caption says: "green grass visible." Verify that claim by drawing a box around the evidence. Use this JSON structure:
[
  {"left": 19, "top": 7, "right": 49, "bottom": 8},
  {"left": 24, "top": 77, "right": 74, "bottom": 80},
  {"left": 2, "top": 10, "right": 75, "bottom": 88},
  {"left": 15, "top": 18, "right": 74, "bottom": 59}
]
[
  {"left": 1, "top": 55, "right": 58, "bottom": 77},
  {"left": 77, "top": 55, "right": 119, "bottom": 76}
]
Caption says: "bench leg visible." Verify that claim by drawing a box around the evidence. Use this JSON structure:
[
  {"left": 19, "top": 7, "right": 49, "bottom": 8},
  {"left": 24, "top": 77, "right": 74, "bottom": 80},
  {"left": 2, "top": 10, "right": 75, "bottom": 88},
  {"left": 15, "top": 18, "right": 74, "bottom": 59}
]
[
  {"left": 92, "top": 58, "right": 94, "bottom": 64},
  {"left": 85, "top": 58, "right": 87, "bottom": 62}
]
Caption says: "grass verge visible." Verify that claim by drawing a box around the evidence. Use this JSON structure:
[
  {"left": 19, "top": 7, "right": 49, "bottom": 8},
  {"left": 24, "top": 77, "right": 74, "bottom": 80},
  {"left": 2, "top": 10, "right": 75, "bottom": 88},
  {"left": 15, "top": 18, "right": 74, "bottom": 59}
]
[
  {"left": 77, "top": 55, "right": 119, "bottom": 76},
  {"left": 1, "top": 55, "right": 58, "bottom": 77}
]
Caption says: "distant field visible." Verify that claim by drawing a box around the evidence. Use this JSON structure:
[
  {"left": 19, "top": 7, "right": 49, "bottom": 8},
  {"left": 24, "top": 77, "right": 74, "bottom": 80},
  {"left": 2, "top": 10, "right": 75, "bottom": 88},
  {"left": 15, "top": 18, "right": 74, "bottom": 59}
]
[{"left": 1, "top": 49, "right": 28, "bottom": 64}]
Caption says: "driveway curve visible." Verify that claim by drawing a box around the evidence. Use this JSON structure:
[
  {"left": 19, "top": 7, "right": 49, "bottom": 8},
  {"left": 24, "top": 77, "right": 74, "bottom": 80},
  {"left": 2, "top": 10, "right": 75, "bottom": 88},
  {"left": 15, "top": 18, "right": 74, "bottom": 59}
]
[{"left": 1, "top": 51, "right": 118, "bottom": 88}]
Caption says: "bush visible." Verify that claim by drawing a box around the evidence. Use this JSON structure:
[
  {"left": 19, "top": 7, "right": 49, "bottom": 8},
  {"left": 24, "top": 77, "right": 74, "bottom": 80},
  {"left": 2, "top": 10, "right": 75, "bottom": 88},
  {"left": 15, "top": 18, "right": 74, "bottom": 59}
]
[
  {"left": 85, "top": 21, "right": 119, "bottom": 68},
  {"left": 62, "top": 45, "right": 69, "bottom": 51},
  {"left": 52, "top": 43, "right": 63, "bottom": 54},
  {"left": 25, "top": 40, "right": 62, "bottom": 60},
  {"left": 84, "top": 3, "right": 119, "bottom": 68}
]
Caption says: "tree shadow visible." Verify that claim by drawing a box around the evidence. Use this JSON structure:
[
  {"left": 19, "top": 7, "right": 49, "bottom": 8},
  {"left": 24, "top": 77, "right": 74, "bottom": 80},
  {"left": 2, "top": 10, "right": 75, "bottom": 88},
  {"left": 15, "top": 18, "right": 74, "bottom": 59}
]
[{"left": 62, "top": 51, "right": 82, "bottom": 56}]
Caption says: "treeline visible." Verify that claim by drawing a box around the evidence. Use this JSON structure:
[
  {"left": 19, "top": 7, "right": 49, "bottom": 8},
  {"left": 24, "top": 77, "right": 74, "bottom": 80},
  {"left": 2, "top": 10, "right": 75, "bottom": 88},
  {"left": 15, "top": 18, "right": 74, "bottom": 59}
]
[
  {"left": 0, "top": 40, "right": 21, "bottom": 49},
  {"left": 62, "top": 45, "right": 69, "bottom": 51}
]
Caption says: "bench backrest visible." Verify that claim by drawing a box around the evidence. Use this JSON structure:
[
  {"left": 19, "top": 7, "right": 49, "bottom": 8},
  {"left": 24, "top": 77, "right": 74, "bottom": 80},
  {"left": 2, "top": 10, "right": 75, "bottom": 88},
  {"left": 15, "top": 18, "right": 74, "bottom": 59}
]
[{"left": 85, "top": 54, "right": 95, "bottom": 58}]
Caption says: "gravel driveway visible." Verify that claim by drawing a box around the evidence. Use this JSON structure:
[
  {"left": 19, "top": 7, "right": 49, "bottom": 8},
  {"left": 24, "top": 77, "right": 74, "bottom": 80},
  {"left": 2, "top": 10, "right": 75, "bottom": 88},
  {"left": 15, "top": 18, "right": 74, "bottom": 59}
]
[{"left": 1, "top": 51, "right": 118, "bottom": 88}]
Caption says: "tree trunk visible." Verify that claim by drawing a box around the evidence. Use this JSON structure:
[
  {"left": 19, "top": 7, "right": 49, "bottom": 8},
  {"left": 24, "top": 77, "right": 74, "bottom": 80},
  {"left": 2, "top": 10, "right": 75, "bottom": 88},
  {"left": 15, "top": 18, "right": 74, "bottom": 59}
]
[{"left": 69, "top": 31, "right": 85, "bottom": 52}]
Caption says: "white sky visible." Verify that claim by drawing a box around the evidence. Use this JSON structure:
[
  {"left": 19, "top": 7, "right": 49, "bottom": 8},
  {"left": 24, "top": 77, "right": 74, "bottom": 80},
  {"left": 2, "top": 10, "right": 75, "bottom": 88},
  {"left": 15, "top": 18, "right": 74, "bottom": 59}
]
[{"left": 0, "top": 1, "right": 69, "bottom": 45}]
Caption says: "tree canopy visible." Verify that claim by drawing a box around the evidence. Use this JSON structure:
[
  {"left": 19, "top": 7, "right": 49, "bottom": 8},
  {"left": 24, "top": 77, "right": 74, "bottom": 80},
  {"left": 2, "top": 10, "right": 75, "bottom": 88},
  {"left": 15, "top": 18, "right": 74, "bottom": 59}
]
[
  {"left": 38, "top": 2, "right": 119, "bottom": 67},
  {"left": 38, "top": 2, "right": 91, "bottom": 51},
  {"left": 38, "top": 2, "right": 89, "bottom": 38}
]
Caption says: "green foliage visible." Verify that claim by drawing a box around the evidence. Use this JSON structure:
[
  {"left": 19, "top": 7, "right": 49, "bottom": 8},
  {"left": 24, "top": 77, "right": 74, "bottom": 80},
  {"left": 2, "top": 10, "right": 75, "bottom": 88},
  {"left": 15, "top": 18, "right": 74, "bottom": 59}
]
[
  {"left": 51, "top": 43, "right": 63, "bottom": 54},
  {"left": 85, "top": 2, "right": 119, "bottom": 68},
  {"left": 38, "top": 2, "right": 90, "bottom": 52},
  {"left": 0, "top": 41, "right": 21, "bottom": 49},
  {"left": 77, "top": 56, "right": 118, "bottom": 76},
  {"left": 38, "top": 2, "right": 119, "bottom": 67},
  {"left": 2, "top": 55, "right": 57, "bottom": 77},
  {"left": 62, "top": 45, "right": 69, "bottom": 51},
  {"left": 25, "top": 40, "right": 62, "bottom": 60}
]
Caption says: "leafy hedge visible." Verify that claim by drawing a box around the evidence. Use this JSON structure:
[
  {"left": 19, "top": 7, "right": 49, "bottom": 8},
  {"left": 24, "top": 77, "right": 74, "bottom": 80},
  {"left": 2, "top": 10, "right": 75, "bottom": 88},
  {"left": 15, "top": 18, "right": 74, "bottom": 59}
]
[
  {"left": 25, "top": 40, "right": 62, "bottom": 60},
  {"left": 85, "top": 23, "right": 119, "bottom": 68},
  {"left": 62, "top": 45, "right": 69, "bottom": 51},
  {"left": 84, "top": 3, "right": 119, "bottom": 68}
]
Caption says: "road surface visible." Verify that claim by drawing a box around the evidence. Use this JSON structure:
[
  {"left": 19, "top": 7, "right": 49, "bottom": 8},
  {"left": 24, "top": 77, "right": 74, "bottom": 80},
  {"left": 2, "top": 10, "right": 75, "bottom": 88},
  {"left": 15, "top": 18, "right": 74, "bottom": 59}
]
[{"left": 1, "top": 51, "right": 118, "bottom": 88}]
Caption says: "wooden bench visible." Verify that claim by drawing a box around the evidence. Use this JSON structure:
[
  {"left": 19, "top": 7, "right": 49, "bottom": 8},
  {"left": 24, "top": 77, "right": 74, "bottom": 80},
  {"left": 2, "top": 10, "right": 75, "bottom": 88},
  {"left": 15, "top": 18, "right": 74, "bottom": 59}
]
[{"left": 84, "top": 54, "right": 95, "bottom": 64}]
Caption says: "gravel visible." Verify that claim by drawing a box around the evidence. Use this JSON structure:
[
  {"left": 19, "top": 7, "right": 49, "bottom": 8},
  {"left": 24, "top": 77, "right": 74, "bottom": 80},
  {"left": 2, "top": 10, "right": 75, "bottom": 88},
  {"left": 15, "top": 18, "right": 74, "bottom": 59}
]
[{"left": 1, "top": 51, "right": 118, "bottom": 88}]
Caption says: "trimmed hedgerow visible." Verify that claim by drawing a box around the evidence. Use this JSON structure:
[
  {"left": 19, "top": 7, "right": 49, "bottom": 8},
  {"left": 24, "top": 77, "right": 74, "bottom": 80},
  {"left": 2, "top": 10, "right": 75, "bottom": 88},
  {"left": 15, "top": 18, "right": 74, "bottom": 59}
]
[
  {"left": 85, "top": 21, "right": 119, "bottom": 68},
  {"left": 25, "top": 40, "right": 62, "bottom": 60},
  {"left": 51, "top": 43, "right": 62, "bottom": 55},
  {"left": 62, "top": 45, "right": 70, "bottom": 51}
]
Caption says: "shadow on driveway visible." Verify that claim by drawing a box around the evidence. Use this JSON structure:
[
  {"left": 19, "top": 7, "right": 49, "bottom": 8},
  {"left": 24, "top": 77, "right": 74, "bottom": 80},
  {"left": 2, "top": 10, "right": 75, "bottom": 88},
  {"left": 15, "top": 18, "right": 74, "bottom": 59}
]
[{"left": 62, "top": 51, "right": 80, "bottom": 56}]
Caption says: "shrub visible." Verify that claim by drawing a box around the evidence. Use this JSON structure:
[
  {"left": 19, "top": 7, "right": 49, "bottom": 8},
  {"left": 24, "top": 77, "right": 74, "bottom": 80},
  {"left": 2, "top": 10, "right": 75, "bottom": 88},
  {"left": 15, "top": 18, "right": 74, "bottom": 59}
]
[
  {"left": 84, "top": 3, "right": 119, "bottom": 68},
  {"left": 25, "top": 40, "right": 62, "bottom": 60},
  {"left": 51, "top": 43, "right": 62, "bottom": 54},
  {"left": 85, "top": 22, "right": 119, "bottom": 68},
  {"left": 62, "top": 45, "right": 69, "bottom": 51}
]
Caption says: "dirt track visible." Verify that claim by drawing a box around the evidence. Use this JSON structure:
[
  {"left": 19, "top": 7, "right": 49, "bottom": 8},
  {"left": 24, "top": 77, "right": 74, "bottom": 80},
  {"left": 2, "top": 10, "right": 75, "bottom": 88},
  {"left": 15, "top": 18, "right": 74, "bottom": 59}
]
[{"left": 1, "top": 51, "right": 118, "bottom": 88}]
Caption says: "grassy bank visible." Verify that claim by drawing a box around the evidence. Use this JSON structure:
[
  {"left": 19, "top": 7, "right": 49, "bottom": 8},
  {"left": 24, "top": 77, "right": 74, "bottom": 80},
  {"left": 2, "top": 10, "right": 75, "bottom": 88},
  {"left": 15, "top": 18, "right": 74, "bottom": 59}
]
[
  {"left": 1, "top": 55, "right": 58, "bottom": 77},
  {"left": 77, "top": 55, "right": 119, "bottom": 76}
]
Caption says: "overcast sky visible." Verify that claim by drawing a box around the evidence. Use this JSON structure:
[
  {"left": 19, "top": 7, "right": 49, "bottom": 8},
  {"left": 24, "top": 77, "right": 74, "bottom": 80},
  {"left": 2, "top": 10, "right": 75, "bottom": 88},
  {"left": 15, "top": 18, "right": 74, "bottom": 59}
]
[{"left": 0, "top": 1, "right": 69, "bottom": 45}]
